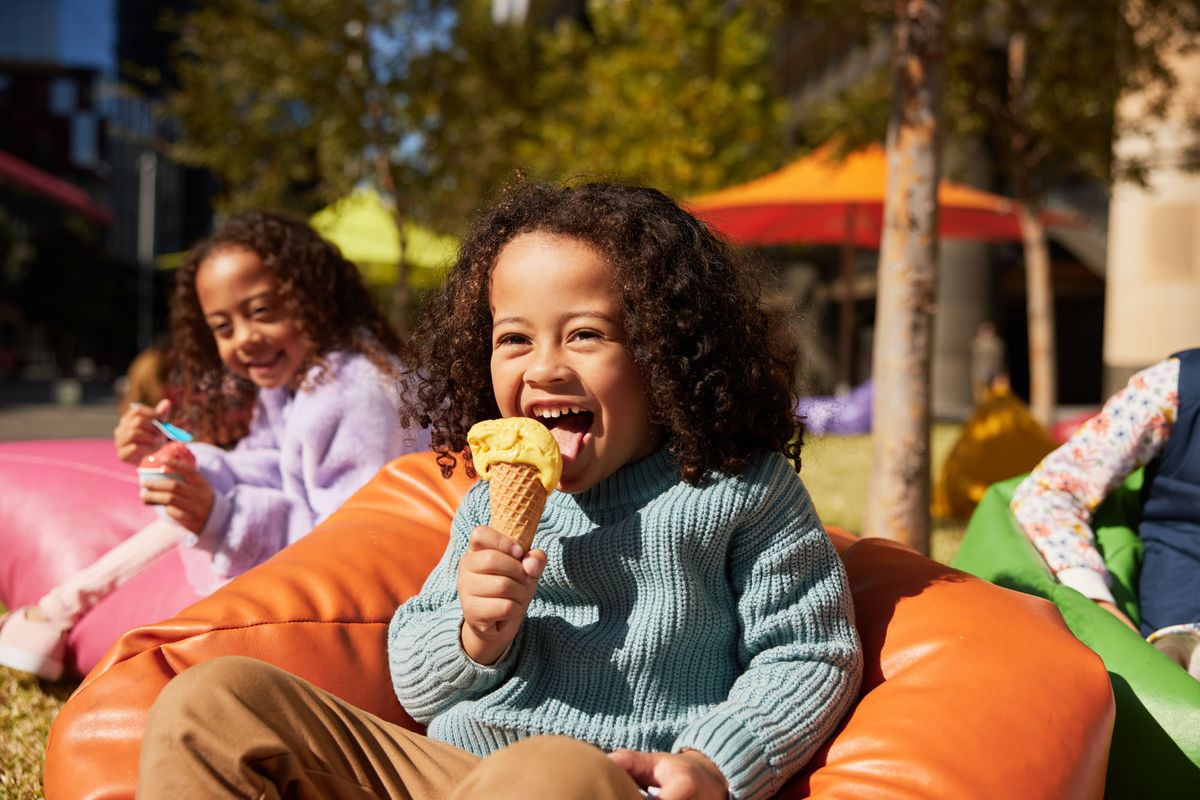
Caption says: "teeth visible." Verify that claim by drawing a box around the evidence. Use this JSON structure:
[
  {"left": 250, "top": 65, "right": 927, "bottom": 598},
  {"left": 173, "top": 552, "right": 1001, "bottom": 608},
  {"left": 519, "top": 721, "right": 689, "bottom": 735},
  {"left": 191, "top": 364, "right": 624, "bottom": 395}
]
[{"left": 534, "top": 406, "right": 583, "bottom": 419}]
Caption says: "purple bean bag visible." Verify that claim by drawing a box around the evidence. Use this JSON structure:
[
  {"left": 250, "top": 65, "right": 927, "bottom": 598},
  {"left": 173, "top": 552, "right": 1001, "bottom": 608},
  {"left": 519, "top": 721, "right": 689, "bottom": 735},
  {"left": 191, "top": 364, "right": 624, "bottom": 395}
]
[
  {"left": 797, "top": 380, "right": 873, "bottom": 436},
  {"left": 0, "top": 439, "right": 204, "bottom": 677}
]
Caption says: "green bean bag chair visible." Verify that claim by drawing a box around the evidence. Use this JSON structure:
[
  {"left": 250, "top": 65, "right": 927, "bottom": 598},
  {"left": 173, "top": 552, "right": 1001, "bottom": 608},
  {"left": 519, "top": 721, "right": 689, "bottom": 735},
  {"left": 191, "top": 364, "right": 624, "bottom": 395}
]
[{"left": 954, "top": 471, "right": 1200, "bottom": 797}]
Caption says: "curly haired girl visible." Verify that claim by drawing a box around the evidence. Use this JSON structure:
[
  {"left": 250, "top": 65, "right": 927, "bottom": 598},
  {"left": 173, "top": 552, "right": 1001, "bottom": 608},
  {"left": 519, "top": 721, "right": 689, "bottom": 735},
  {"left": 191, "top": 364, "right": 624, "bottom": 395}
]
[
  {"left": 406, "top": 180, "right": 802, "bottom": 484},
  {"left": 137, "top": 182, "right": 862, "bottom": 800},
  {"left": 0, "top": 211, "right": 426, "bottom": 681}
]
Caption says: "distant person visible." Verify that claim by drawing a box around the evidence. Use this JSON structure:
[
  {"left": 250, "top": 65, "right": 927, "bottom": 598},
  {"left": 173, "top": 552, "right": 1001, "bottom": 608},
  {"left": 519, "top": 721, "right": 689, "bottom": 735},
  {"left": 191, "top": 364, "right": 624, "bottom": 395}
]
[
  {"left": 137, "top": 182, "right": 863, "bottom": 799},
  {"left": 970, "top": 321, "right": 1007, "bottom": 403},
  {"left": 118, "top": 343, "right": 169, "bottom": 414},
  {"left": 0, "top": 211, "right": 426, "bottom": 681},
  {"left": 1011, "top": 349, "right": 1200, "bottom": 678}
]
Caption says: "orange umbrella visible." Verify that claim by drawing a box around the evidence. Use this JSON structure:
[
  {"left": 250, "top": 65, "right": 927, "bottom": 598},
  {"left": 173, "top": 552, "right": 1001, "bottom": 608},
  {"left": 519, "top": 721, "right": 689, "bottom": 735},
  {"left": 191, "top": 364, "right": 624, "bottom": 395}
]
[
  {"left": 688, "top": 143, "right": 1083, "bottom": 390},
  {"left": 687, "top": 142, "right": 1079, "bottom": 247}
]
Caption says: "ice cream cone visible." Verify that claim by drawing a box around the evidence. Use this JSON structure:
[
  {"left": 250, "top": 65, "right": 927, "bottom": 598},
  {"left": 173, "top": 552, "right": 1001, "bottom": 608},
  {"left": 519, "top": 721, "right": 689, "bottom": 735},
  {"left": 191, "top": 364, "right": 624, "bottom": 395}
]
[
  {"left": 488, "top": 462, "right": 547, "bottom": 551},
  {"left": 467, "top": 417, "right": 562, "bottom": 552}
]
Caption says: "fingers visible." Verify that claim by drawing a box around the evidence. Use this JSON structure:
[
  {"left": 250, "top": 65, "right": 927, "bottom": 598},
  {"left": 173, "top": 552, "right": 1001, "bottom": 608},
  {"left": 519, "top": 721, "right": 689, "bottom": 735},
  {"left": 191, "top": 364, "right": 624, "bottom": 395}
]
[
  {"left": 140, "top": 468, "right": 213, "bottom": 533},
  {"left": 115, "top": 403, "right": 164, "bottom": 463},
  {"left": 522, "top": 549, "right": 547, "bottom": 580},
  {"left": 651, "top": 757, "right": 702, "bottom": 800},
  {"left": 154, "top": 398, "right": 172, "bottom": 417},
  {"left": 610, "top": 750, "right": 656, "bottom": 782},
  {"left": 608, "top": 750, "right": 727, "bottom": 800},
  {"left": 468, "top": 526, "right": 525, "bottom": 559}
]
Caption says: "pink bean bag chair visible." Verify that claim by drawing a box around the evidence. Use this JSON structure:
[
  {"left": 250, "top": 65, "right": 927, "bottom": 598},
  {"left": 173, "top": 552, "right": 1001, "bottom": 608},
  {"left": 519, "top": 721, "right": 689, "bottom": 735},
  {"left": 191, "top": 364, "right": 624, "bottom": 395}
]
[{"left": 0, "top": 439, "right": 205, "bottom": 677}]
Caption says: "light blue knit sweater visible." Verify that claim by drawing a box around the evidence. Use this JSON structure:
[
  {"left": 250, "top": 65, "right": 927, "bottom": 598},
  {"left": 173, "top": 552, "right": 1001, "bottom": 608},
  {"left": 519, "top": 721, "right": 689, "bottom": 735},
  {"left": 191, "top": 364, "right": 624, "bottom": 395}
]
[{"left": 388, "top": 449, "right": 863, "bottom": 800}]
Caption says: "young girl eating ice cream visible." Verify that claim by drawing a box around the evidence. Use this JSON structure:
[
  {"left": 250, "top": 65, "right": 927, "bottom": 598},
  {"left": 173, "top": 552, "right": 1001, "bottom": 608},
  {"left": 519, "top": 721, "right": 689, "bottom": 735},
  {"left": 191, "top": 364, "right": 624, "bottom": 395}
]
[{"left": 0, "top": 211, "right": 425, "bottom": 680}]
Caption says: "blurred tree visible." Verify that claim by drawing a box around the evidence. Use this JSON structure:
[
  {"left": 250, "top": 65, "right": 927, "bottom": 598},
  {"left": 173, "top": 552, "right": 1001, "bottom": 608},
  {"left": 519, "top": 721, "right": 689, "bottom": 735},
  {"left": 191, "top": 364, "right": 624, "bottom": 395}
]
[
  {"left": 793, "top": 0, "right": 1200, "bottom": 427},
  {"left": 402, "top": 0, "right": 787, "bottom": 226},
  {"left": 863, "top": 0, "right": 950, "bottom": 553},
  {"left": 156, "top": 0, "right": 789, "bottom": 328},
  {"left": 157, "top": 0, "right": 449, "bottom": 332}
]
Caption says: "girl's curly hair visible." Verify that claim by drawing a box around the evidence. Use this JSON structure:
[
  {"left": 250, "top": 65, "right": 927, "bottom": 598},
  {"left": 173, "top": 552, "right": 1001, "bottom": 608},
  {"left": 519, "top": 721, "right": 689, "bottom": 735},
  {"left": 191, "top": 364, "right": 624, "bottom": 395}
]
[
  {"left": 168, "top": 210, "right": 405, "bottom": 446},
  {"left": 402, "top": 181, "right": 802, "bottom": 484}
]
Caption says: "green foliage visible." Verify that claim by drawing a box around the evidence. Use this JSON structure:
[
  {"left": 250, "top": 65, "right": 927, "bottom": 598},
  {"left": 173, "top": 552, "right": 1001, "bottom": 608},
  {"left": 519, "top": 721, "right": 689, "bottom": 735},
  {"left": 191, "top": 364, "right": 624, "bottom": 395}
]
[
  {"left": 400, "top": 0, "right": 787, "bottom": 227},
  {"left": 161, "top": 0, "right": 433, "bottom": 215},
  {"left": 156, "top": 0, "right": 788, "bottom": 230},
  {"left": 520, "top": 1, "right": 785, "bottom": 198},
  {"left": 792, "top": 0, "right": 1200, "bottom": 194}
]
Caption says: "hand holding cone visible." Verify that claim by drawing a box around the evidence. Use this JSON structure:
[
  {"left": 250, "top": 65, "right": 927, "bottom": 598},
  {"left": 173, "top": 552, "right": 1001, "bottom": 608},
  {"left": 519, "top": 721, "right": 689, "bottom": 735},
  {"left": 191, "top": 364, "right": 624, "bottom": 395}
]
[{"left": 467, "top": 418, "right": 562, "bottom": 551}]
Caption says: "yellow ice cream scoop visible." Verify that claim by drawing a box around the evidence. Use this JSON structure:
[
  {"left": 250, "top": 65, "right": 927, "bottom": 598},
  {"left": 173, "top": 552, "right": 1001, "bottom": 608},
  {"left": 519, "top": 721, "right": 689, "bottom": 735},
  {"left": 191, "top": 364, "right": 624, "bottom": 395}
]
[
  {"left": 467, "top": 417, "right": 562, "bottom": 492},
  {"left": 467, "top": 418, "right": 563, "bottom": 551}
]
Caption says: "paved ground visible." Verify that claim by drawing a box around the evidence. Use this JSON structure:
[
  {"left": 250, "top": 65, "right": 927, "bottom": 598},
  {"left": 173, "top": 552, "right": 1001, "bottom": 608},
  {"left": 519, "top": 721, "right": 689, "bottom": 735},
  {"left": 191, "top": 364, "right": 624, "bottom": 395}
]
[{"left": 0, "top": 402, "right": 118, "bottom": 441}]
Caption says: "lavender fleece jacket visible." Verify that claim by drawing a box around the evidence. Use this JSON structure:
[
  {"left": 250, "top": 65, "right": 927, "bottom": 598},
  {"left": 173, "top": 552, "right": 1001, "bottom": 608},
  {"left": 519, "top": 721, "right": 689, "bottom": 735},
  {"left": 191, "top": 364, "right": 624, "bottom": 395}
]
[{"left": 181, "top": 350, "right": 425, "bottom": 582}]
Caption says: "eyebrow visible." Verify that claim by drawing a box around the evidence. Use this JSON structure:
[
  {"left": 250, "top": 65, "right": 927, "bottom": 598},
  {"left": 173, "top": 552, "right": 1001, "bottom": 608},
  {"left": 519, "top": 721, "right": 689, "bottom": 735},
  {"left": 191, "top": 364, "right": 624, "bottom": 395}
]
[{"left": 491, "top": 310, "right": 619, "bottom": 327}]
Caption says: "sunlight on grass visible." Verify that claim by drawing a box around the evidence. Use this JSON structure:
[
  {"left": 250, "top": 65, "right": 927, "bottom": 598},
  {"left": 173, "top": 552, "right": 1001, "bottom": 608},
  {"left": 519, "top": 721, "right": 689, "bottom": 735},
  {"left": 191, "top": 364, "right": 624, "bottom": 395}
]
[
  {"left": 0, "top": 604, "right": 75, "bottom": 800},
  {"left": 800, "top": 424, "right": 967, "bottom": 564}
]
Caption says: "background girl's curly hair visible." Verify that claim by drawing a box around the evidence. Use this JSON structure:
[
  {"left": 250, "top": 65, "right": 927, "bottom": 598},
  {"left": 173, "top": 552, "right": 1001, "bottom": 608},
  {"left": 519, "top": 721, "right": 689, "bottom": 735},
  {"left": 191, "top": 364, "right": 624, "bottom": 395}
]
[
  {"left": 402, "top": 181, "right": 802, "bottom": 483},
  {"left": 168, "top": 210, "right": 404, "bottom": 446}
]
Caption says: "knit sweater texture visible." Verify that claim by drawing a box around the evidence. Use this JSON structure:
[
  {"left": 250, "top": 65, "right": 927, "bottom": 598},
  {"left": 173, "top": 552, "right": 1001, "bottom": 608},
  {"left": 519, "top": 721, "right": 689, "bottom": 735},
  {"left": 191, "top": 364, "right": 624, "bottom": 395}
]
[
  {"left": 184, "top": 350, "right": 426, "bottom": 585},
  {"left": 388, "top": 449, "right": 863, "bottom": 800}
]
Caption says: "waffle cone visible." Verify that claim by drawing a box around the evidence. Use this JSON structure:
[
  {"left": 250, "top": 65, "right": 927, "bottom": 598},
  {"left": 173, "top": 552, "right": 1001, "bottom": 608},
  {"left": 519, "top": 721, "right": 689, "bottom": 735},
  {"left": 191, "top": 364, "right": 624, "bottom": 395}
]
[{"left": 488, "top": 462, "right": 547, "bottom": 551}]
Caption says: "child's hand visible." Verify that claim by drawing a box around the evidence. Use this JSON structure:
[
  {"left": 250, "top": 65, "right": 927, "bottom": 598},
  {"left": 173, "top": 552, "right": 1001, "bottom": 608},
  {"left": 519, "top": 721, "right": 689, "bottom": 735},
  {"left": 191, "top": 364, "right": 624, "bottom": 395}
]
[
  {"left": 458, "top": 526, "right": 546, "bottom": 666},
  {"left": 1096, "top": 599, "right": 1139, "bottom": 632},
  {"left": 608, "top": 748, "right": 729, "bottom": 800},
  {"left": 140, "top": 459, "right": 215, "bottom": 534},
  {"left": 114, "top": 398, "right": 171, "bottom": 464}
]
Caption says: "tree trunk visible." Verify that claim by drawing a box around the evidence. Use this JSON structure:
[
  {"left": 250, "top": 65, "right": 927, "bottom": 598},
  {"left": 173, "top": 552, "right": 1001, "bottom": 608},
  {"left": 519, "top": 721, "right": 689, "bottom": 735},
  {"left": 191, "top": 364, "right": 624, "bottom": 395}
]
[
  {"left": 864, "top": 0, "right": 951, "bottom": 553},
  {"left": 1019, "top": 204, "right": 1056, "bottom": 427},
  {"left": 1007, "top": 20, "right": 1057, "bottom": 427},
  {"left": 376, "top": 150, "right": 410, "bottom": 336}
]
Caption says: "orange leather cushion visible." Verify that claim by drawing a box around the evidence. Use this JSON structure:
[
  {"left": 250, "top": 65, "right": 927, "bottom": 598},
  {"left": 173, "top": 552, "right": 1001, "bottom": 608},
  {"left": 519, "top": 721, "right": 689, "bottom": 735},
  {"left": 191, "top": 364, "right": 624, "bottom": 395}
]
[{"left": 44, "top": 452, "right": 1113, "bottom": 799}]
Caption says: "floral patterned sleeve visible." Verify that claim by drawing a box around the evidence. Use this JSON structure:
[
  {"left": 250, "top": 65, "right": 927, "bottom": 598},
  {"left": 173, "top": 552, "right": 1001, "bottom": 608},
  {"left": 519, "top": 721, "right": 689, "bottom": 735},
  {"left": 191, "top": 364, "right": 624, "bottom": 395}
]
[{"left": 1010, "top": 357, "right": 1179, "bottom": 603}]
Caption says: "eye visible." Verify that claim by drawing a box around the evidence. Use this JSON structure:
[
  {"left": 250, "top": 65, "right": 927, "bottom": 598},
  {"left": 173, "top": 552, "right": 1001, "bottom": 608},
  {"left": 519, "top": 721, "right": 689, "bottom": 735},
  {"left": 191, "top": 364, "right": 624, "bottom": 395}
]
[
  {"left": 495, "top": 332, "right": 531, "bottom": 348},
  {"left": 569, "top": 328, "right": 603, "bottom": 343},
  {"left": 209, "top": 322, "right": 232, "bottom": 337}
]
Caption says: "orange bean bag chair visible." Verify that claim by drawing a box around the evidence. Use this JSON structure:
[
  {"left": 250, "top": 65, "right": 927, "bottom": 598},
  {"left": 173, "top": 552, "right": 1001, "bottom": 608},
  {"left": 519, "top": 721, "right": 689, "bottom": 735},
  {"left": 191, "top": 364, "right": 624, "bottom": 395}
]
[{"left": 44, "top": 452, "right": 1114, "bottom": 799}]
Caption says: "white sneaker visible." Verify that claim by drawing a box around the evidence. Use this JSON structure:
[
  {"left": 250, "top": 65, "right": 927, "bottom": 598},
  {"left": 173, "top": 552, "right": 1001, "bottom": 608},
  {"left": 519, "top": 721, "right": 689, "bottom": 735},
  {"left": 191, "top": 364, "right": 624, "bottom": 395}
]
[{"left": 0, "top": 607, "right": 70, "bottom": 681}]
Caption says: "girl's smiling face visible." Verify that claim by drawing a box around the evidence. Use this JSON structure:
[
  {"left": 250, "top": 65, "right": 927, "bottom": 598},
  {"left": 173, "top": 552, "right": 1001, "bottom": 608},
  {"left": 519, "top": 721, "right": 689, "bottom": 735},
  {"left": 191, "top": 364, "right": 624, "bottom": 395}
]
[
  {"left": 196, "top": 246, "right": 313, "bottom": 389},
  {"left": 489, "top": 232, "right": 658, "bottom": 493}
]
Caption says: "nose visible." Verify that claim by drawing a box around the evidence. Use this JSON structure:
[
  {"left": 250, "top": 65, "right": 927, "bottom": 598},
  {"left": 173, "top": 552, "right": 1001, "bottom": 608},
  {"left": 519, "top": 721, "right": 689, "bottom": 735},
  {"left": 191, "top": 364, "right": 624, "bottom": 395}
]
[
  {"left": 234, "top": 322, "right": 264, "bottom": 354},
  {"left": 523, "top": 344, "right": 570, "bottom": 386}
]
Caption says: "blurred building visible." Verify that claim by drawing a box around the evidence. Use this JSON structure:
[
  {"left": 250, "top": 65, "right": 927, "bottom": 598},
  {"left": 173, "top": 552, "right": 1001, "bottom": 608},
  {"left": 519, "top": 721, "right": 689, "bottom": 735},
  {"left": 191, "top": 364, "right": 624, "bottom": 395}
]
[
  {"left": 1103, "top": 43, "right": 1200, "bottom": 394},
  {"left": 0, "top": 0, "right": 213, "bottom": 392}
]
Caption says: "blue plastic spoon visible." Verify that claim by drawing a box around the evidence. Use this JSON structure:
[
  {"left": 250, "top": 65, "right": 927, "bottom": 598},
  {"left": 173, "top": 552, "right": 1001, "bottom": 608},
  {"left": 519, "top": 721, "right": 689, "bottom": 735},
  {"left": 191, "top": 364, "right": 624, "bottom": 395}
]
[
  {"left": 131, "top": 402, "right": 194, "bottom": 443},
  {"left": 152, "top": 418, "right": 194, "bottom": 443}
]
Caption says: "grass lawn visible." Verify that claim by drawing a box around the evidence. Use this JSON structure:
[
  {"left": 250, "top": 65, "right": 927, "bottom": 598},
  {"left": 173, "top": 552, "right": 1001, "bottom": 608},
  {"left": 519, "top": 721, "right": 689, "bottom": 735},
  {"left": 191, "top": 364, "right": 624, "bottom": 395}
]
[
  {"left": 0, "top": 424, "right": 967, "bottom": 796},
  {"left": 800, "top": 423, "right": 968, "bottom": 565}
]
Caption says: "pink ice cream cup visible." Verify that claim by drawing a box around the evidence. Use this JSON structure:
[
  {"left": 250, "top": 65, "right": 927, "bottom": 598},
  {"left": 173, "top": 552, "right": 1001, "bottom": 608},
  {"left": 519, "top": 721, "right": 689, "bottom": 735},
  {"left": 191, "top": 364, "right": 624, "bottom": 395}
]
[{"left": 137, "top": 441, "right": 195, "bottom": 485}]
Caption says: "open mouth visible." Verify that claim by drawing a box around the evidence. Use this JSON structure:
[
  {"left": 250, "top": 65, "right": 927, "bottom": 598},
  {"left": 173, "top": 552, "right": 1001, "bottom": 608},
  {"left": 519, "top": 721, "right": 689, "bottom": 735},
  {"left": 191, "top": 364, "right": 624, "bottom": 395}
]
[
  {"left": 532, "top": 406, "right": 594, "bottom": 463},
  {"left": 244, "top": 352, "right": 283, "bottom": 371}
]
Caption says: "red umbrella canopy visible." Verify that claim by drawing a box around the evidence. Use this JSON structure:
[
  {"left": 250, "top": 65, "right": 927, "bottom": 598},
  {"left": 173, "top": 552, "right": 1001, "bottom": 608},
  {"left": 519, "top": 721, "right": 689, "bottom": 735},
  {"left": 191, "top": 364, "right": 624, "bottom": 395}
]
[{"left": 687, "top": 143, "right": 1079, "bottom": 247}]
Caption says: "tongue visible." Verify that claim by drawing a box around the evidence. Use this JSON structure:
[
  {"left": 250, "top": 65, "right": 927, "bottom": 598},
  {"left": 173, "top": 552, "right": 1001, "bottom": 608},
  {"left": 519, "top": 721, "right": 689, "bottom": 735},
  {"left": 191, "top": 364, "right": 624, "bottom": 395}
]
[{"left": 548, "top": 416, "right": 590, "bottom": 463}]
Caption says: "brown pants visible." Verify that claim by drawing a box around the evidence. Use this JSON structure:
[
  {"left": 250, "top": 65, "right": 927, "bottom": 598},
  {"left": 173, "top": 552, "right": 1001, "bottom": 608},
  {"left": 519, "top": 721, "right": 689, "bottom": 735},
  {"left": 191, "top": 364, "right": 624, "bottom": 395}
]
[{"left": 138, "top": 656, "right": 645, "bottom": 800}]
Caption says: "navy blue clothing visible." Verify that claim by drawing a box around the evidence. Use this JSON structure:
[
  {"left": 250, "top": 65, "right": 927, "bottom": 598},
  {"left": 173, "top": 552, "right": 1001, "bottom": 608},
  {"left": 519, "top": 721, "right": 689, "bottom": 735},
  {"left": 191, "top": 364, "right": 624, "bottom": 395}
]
[{"left": 1139, "top": 348, "right": 1200, "bottom": 635}]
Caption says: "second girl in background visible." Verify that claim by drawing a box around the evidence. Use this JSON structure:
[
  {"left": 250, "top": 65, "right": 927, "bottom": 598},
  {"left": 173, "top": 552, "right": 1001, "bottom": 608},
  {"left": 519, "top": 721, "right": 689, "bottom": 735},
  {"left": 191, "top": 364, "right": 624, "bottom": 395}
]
[{"left": 0, "top": 211, "right": 425, "bottom": 681}]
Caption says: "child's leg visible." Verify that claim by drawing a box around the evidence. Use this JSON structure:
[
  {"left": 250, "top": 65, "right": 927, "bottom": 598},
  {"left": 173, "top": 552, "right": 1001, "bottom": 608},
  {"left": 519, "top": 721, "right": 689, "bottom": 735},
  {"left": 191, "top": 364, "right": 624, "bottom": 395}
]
[
  {"left": 138, "top": 656, "right": 481, "bottom": 799},
  {"left": 0, "top": 518, "right": 181, "bottom": 679},
  {"left": 450, "top": 736, "right": 644, "bottom": 800},
  {"left": 36, "top": 517, "right": 181, "bottom": 624}
]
